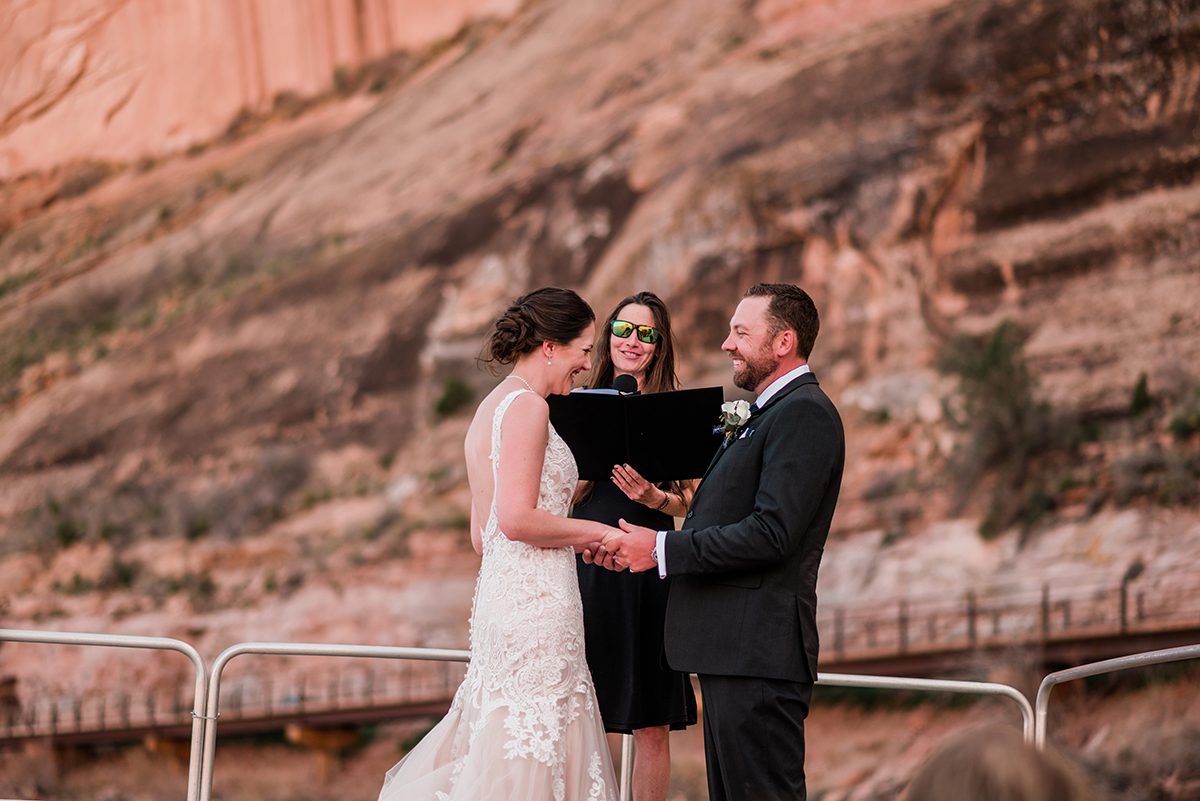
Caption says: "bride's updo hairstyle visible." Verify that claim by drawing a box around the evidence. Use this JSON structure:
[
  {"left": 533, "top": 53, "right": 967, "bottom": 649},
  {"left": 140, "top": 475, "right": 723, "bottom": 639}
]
[{"left": 481, "top": 287, "right": 595, "bottom": 368}]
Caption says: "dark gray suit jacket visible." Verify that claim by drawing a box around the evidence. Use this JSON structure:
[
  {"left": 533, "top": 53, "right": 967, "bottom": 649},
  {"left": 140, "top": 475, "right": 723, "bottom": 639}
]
[{"left": 662, "top": 371, "right": 844, "bottom": 683}]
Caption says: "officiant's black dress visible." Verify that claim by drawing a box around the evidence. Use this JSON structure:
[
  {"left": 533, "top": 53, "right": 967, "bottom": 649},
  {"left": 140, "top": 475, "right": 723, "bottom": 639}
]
[{"left": 573, "top": 480, "right": 697, "bottom": 733}]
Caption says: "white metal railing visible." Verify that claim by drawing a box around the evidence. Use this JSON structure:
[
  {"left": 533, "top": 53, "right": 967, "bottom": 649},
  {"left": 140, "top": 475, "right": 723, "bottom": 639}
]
[
  {"left": 818, "top": 672, "right": 1035, "bottom": 742},
  {"left": 0, "top": 628, "right": 207, "bottom": 801},
  {"left": 198, "top": 642, "right": 471, "bottom": 801},
  {"left": 5, "top": 628, "right": 1196, "bottom": 799},
  {"left": 195, "top": 645, "right": 1033, "bottom": 801},
  {"left": 1034, "top": 643, "right": 1200, "bottom": 748}
]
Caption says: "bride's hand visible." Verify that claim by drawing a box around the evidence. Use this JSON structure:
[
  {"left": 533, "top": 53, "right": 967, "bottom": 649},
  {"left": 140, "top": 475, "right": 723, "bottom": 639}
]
[
  {"left": 579, "top": 540, "right": 610, "bottom": 567},
  {"left": 582, "top": 529, "right": 626, "bottom": 571},
  {"left": 611, "top": 464, "right": 660, "bottom": 507}
]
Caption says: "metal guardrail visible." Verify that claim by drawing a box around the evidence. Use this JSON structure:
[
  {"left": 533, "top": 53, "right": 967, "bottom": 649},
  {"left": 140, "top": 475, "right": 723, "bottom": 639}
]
[
  {"left": 7, "top": 569, "right": 1197, "bottom": 744},
  {"left": 1034, "top": 643, "right": 1200, "bottom": 749},
  {"left": 0, "top": 627, "right": 208, "bottom": 801},
  {"left": 818, "top": 672, "right": 1035, "bottom": 743},
  {"left": 195, "top": 644, "right": 1035, "bottom": 801},
  {"left": 6, "top": 629, "right": 1196, "bottom": 798},
  {"left": 198, "top": 642, "right": 471, "bottom": 801}
]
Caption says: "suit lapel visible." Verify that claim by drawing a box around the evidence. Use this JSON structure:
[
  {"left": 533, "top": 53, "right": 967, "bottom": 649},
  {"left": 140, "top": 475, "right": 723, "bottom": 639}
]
[
  {"left": 699, "top": 433, "right": 735, "bottom": 482},
  {"left": 694, "top": 372, "right": 819, "bottom": 495}
]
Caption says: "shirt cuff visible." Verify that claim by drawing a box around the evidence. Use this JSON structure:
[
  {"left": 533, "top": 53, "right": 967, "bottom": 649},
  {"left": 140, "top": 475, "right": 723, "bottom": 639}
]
[{"left": 656, "top": 530, "right": 668, "bottom": 579}]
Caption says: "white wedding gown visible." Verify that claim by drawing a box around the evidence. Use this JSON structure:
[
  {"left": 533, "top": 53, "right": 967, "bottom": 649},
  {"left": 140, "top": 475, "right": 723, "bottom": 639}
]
[{"left": 379, "top": 389, "right": 617, "bottom": 801}]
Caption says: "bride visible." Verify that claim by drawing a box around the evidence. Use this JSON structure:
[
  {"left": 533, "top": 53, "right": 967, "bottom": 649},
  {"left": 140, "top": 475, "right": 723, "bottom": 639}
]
[{"left": 379, "top": 287, "right": 620, "bottom": 801}]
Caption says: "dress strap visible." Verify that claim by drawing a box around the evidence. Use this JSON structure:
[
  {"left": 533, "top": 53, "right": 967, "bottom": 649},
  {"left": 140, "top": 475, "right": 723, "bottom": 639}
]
[{"left": 490, "top": 389, "right": 531, "bottom": 479}]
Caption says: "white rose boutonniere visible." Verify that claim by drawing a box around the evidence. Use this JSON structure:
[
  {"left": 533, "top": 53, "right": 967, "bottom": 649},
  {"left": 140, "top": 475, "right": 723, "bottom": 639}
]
[{"left": 717, "top": 399, "right": 753, "bottom": 444}]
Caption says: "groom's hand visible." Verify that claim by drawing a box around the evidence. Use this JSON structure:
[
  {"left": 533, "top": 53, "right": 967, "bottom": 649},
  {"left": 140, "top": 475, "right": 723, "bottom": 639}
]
[
  {"left": 613, "top": 519, "right": 658, "bottom": 572},
  {"left": 584, "top": 528, "right": 626, "bottom": 571}
]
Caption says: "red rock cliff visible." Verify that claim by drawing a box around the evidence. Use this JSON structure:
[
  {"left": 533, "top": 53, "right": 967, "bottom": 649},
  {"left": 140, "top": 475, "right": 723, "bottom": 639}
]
[{"left": 0, "top": 0, "right": 520, "bottom": 177}]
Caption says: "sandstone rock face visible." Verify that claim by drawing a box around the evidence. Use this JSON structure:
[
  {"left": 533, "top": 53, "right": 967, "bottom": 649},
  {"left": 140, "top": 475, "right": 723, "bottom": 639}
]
[
  {"left": 0, "top": 1, "right": 1198, "bottom": 761},
  {"left": 2, "top": 3, "right": 1200, "bottom": 797},
  {"left": 0, "top": 0, "right": 520, "bottom": 177}
]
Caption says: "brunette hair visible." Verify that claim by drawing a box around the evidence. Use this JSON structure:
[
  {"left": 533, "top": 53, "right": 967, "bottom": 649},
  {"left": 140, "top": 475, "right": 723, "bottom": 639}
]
[
  {"left": 586, "top": 291, "right": 679, "bottom": 393},
  {"left": 576, "top": 291, "right": 683, "bottom": 505},
  {"left": 745, "top": 283, "right": 820, "bottom": 359},
  {"left": 481, "top": 287, "right": 595, "bottom": 368}
]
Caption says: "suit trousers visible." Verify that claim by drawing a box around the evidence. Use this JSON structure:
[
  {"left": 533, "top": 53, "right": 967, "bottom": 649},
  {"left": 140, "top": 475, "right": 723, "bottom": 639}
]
[{"left": 698, "top": 673, "right": 813, "bottom": 801}]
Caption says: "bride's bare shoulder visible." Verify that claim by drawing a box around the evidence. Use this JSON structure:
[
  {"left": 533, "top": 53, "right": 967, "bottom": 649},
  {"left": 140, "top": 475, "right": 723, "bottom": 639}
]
[{"left": 467, "top": 385, "right": 531, "bottom": 437}]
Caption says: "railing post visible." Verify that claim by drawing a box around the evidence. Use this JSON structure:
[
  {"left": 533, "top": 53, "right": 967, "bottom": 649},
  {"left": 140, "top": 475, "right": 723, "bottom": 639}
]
[
  {"left": 1041, "top": 583, "right": 1050, "bottom": 639},
  {"left": 898, "top": 601, "right": 909, "bottom": 653},
  {"left": 1120, "top": 580, "right": 1129, "bottom": 634},
  {"left": 0, "top": 628, "right": 208, "bottom": 801},
  {"left": 833, "top": 608, "right": 844, "bottom": 659},
  {"left": 198, "top": 642, "right": 470, "bottom": 801},
  {"left": 967, "top": 591, "right": 978, "bottom": 647},
  {"left": 1036, "top": 644, "right": 1200, "bottom": 749},
  {"left": 619, "top": 734, "right": 634, "bottom": 801}
]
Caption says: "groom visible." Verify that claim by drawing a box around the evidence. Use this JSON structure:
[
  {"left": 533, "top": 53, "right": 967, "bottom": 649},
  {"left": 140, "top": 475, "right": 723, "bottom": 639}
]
[{"left": 607, "top": 283, "right": 844, "bottom": 801}]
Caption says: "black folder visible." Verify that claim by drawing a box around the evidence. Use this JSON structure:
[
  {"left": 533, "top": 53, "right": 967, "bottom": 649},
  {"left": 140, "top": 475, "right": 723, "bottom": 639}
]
[{"left": 547, "top": 386, "right": 725, "bottom": 482}]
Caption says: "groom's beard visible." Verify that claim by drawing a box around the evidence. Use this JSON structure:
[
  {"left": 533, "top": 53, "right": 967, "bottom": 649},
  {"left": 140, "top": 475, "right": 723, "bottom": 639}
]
[{"left": 733, "top": 348, "right": 778, "bottom": 392}]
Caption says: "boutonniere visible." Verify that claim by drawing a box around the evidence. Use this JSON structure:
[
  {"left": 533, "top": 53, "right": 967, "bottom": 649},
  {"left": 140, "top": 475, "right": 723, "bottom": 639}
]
[{"left": 716, "top": 400, "right": 752, "bottom": 445}]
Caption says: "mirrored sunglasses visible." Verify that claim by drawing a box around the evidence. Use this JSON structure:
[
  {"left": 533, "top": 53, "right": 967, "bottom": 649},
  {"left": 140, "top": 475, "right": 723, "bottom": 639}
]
[{"left": 611, "top": 319, "right": 661, "bottom": 344}]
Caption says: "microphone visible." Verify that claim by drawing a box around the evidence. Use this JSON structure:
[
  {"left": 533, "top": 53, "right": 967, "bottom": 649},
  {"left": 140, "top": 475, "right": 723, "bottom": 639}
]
[{"left": 612, "top": 374, "right": 639, "bottom": 395}]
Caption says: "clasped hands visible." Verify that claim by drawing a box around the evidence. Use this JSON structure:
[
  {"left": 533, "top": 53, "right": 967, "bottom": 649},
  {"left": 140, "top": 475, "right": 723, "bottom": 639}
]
[{"left": 581, "top": 519, "right": 658, "bottom": 573}]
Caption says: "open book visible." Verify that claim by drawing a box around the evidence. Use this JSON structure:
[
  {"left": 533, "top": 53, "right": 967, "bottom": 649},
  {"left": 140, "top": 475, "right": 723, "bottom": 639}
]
[{"left": 547, "top": 386, "right": 725, "bottom": 481}]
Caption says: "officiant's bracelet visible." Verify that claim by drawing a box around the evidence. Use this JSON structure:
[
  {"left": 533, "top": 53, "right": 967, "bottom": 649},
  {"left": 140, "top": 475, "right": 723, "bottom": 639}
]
[{"left": 654, "top": 490, "right": 672, "bottom": 512}]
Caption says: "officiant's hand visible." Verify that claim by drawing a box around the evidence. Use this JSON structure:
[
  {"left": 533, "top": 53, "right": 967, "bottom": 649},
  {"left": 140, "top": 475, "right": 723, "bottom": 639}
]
[
  {"left": 611, "top": 518, "right": 658, "bottom": 572},
  {"left": 611, "top": 463, "right": 658, "bottom": 507}
]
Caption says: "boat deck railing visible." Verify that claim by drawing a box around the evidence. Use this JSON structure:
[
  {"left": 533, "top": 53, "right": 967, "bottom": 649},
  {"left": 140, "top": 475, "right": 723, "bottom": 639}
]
[{"left": 1, "top": 627, "right": 1197, "bottom": 801}]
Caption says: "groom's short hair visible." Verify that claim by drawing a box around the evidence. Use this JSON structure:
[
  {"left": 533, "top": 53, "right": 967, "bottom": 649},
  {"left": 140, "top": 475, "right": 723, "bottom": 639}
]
[{"left": 745, "top": 283, "right": 819, "bottom": 359}]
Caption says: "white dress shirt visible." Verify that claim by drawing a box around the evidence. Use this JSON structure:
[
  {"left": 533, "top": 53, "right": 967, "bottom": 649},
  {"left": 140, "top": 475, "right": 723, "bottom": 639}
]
[{"left": 655, "top": 363, "right": 812, "bottom": 578}]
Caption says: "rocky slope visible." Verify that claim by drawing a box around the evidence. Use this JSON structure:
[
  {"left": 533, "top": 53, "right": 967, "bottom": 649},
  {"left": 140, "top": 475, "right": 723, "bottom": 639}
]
[
  {"left": 0, "top": 0, "right": 521, "bottom": 176},
  {"left": 1, "top": 0, "right": 1199, "bottom": 795}
]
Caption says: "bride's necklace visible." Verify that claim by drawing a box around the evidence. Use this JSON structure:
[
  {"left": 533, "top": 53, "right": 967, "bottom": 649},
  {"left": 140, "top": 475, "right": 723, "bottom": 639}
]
[{"left": 508, "top": 373, "right": 536, "bottom": 393}]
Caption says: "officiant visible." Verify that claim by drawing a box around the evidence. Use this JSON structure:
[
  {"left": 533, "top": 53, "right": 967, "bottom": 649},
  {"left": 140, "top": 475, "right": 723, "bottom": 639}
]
[{"left": 571, "top": 292, "right": 697, "bottom": 801}]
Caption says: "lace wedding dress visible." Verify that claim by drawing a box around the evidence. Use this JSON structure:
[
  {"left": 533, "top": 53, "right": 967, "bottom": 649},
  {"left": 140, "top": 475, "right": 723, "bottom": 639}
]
[{"left": 379, "top": 389, "right": 617, "bottom": 801}]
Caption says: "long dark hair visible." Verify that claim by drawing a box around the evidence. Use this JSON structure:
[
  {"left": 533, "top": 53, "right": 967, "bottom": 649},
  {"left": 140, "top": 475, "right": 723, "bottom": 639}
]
[
  {"left": 480, "top": 287, "right": 595, "bottom": 369},
  {"left": 586, "top": 291, "right": 678, "bottom": 392},
  {"left": 577, "top": 291, "right": 683, "bottom": 506}
]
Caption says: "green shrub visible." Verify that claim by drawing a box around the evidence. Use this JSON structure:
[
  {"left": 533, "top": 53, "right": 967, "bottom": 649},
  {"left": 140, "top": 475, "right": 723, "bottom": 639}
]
[
  {"left": 0, "top": 271, "right": 35, "bottom": 299},
  {"left": 185, "top": 515, "right": 211, "bottom": 541},
  {"left": 102, "top": 558, "right": 142, "bottom": 589},
  {"left": 435, "top": 377, "right": 473, "bottom": 418},
  {"left": 54, "top": 573, "right": 95, "bottom": 595},
  {"left": 1169, "top": 388, "right": 1200, "bottom": 441},
  {"left": 937, "top": 321, "right": 1057, "bottom": 536},
  {"left": 1130, "top": 372, "right": 1152, "bottom": 415}
]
